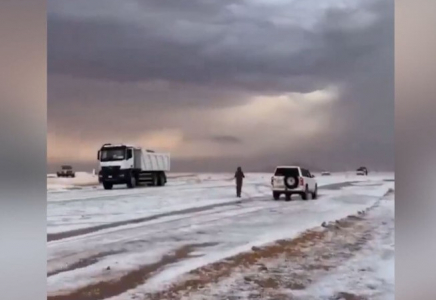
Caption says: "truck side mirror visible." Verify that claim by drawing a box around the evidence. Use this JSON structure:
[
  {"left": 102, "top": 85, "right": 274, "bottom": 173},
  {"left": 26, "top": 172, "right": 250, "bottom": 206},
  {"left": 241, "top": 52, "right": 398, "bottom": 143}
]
[{"left": 97, "top": 151, "right": 101, "bottom": 160}]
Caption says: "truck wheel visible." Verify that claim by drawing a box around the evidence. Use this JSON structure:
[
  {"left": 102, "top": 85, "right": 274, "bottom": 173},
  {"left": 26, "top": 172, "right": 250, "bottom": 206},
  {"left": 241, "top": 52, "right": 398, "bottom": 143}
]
[
  {"left": 273, "top": 192, "right": 280, "bottom": 200},
  {"left": 152, "top": 173, "right": 159, "bottom": 187},
  {"left": 157, "top": 173, "right": 164, "bottom": 186},
  {"left": 103, "top": 182, "right": 113, "bottom": 190},
  {"left": 312, "top": 186, "right": 318, "bottom": 199},
  {"left": 285, "top": 193, "right": 292, "bottom": 201},
  {"left": 160, "top": 172, "right": 167, "bottom": 186},
  {"left": 127, "top": 174, "right": 137, "bottom": 188}
]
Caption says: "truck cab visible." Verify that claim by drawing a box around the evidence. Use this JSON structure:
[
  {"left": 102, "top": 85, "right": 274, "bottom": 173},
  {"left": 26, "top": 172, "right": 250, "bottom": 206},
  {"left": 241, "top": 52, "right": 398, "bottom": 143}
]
[{"left": 98, "top": 144, "right": 135, "bottom": 169}]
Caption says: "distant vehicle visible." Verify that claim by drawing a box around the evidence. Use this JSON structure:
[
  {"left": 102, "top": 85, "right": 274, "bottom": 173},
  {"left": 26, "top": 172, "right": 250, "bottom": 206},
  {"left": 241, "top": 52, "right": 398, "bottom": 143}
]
[
  {"left": 321, "top": 171, "right": 331, "bottom": 176},
  {"left": 271, "top": 166, "right": 318, "bottom": 201},
  {"left": 356, "top": 166, "right": 368, "bottom": 176},
  {"left": 57, "top": 165, "right": 75, "bottom": 178},
  {"left": 97, "top": 143, "right": 170, "bottom": 190}
]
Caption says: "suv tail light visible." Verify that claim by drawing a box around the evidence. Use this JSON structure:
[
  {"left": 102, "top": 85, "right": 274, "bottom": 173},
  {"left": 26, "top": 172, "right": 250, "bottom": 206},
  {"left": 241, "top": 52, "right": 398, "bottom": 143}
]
[{"left": 299, "top": 177, "right": 304, "bottom": 186}]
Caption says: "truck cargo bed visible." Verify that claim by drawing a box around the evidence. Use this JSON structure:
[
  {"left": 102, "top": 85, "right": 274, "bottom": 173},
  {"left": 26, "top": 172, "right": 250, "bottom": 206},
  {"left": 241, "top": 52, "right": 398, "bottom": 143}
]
[{"left": 134, "top": 150, "right": 170, "bottom": 171}]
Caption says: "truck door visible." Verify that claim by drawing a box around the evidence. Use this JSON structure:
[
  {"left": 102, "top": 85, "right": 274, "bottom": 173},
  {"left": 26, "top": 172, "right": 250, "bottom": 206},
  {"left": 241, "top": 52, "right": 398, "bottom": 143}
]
[{"left": 126, "top": 148, "right": 134, "bottom": 168}]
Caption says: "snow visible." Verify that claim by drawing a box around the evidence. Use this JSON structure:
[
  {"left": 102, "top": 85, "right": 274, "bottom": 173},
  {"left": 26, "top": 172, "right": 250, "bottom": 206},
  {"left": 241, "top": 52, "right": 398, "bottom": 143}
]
[
  {"left": 137, "top": 187, "right": 392, "bottom": 294},
  {"left": 47, "top": 172, "right": 394, "bottom": 297},
  {"left": 47, "top": 173, "right": 394, "bottom": 300},
  {"left": 47, "top": 172, "right": 390, "bottom": 234},
  {"left": 48, "top": 250, "right": 170, "bottom": 296},
  {"left": 173, "top": 192, "right": 395, "bottom": 300},
  {"left": 297, "top": 194, "right": 395, "bottom": 300},
  {"left": 47, "top": 172, "right": 99, "bottom": 191},
  {"left": 47, "top": 171, "right": 201, "bottom": 191},
  {"left": 47, "top": 174, "right": 268, "bottom": 234}
]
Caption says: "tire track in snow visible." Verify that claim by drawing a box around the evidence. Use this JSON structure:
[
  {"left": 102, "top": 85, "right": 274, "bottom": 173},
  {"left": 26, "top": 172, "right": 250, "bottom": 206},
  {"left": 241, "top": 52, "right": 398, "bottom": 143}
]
[
  {"left": 140, "top": 195, "right": 393, "bottom": 300},
  {"left": 47, "top": 183, "right": 389, "bottom": 297},
  {"left": 47, "top": 189, "right": 330, "bottom": 280},
  {"left": 47, "top": 181, "right": 367, "bottom": 242},
  {"left": 48, "top": 190, "right": 355, "bottom": 292},
  {"left": 47, "top": 250, "right": 124, "bottom": 277},
  {"left": 47, "top": 194, "right": 330, "bottom": 297},
  {"left": 47, "top": 199, "right": 276, "bottom": 276},
  {"left": 47, "top": 192, "right": 269, "bottom": 242},
  {"left": 47, "top": 243, "right": 217, "bottom": 300},
  {"left": 48, "top": 180, "right": 239, "bottom": 203}
]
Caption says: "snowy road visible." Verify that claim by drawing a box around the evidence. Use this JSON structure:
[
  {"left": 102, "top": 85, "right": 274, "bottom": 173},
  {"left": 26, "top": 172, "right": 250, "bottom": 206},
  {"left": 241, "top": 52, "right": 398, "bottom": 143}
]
[{"left": 47, "top": 172, "right": 394, "bottom": 299}]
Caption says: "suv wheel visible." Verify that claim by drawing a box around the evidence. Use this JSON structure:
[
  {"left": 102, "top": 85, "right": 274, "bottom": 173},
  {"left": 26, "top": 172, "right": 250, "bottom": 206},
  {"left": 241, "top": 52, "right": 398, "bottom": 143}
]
[
  {"left": 273, "top": 192, "right": 280, "bottom": 200},
  {"left": 103, "top": 182, "right": 113, "bottom": 190},
  {"left": 312, "top": 185, "right": 318, "bottom": 200},
  {"left": 302, "top": 188, "right": 309, "bottom": 200}
]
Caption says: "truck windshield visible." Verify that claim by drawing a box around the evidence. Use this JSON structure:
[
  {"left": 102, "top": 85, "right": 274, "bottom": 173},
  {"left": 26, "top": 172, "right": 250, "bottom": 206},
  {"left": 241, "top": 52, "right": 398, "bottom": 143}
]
[{"left": 100, "top": 148, "right": 126, "bottom": 161}]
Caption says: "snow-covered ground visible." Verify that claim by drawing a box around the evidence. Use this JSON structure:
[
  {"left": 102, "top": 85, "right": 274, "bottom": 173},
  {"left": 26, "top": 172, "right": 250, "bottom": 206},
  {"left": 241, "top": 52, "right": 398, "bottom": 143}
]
[
  {"left": 47, "top": 172, "right": 99, "bottom": 191},
  {"left": 177, "top": 190, "right": 395, "bottom": 300},
  {"left": 46, "top": 172, "right": 394, "bottom": 300},
  {"left": 301, "top": 193, "right": 395, "bottom": 300}
]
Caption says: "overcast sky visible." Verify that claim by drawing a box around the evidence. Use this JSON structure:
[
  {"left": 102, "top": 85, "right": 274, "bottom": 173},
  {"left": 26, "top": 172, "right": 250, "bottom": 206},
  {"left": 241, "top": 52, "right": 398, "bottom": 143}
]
[{"left": 47, "top": 0, "right": 394, "bottom": 172}]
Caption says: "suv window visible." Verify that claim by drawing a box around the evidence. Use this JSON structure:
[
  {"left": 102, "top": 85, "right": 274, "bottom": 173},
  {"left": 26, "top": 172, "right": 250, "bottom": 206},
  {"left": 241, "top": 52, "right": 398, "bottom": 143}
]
[
  {"left": 302, "top": 169, "right": 311, "bottom": 177},
  {"left": 274, "top": 168, "right": 300, "bottom": 177}
]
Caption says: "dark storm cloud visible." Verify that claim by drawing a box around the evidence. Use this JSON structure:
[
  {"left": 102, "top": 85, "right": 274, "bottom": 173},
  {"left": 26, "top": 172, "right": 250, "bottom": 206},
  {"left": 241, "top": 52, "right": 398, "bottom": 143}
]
[
  {"left": 47, "top": 15, "right": 315, "bottom": 90},
  {"left": 48, "top": 0, "right": 390, "bottom": 92},
  {"left": 48, "top": 0, "right": 394, "bottom": 171}
]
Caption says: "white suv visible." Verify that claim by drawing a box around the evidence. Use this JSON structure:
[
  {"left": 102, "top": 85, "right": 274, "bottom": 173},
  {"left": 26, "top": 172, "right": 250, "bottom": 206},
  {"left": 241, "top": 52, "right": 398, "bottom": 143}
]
[{"left": 271, "top": 166, "right": 318, "bottom": 201}]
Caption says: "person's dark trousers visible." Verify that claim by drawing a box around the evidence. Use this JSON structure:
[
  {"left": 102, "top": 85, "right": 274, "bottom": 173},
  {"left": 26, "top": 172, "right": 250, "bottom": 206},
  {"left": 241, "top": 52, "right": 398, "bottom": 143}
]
[{"left": 236, "top": 179, "right": 243, "bottom": 197}]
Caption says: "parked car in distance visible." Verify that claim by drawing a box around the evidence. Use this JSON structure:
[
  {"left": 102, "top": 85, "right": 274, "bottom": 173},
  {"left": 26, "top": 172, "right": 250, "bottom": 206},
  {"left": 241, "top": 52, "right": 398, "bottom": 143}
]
[
  {"left": 57, "top": 165, "right": 75, "bottom": 178},
  {"left": 321, "top": 171, "right": 331, "bottom": 176},
  {"left": 271, "top": 166, "right": 318, "bottom": 201},
  {"left": 356, "top": 166, "right": 368, "bottom": 175}
]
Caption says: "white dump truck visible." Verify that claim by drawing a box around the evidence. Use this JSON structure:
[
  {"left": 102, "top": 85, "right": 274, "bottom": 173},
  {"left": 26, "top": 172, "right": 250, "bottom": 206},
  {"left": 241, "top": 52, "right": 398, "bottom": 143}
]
[{"left": 97, "top": 143, "right": 170, "bottom": 190}]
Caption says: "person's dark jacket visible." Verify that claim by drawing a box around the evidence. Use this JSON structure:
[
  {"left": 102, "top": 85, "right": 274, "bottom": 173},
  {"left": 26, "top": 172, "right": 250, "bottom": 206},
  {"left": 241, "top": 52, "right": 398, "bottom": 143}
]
[
  {"left": 235, "top": 167, "right": 245, "bottom": 184},
  {"left": 234, "top": 167, "right": 245, "bottom": 197}
]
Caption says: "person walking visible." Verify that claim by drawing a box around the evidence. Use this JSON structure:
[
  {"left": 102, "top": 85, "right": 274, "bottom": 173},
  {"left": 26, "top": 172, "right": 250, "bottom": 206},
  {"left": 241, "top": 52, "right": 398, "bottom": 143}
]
[{"left": 234, "top": 166, "right": 245, "bottom": 198}]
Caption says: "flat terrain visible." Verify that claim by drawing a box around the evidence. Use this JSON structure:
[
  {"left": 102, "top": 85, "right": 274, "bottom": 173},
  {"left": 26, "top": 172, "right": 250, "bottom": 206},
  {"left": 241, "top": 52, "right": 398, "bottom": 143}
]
[{"left": 47, "top": 172, "right": 394, "bottom": 300}]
